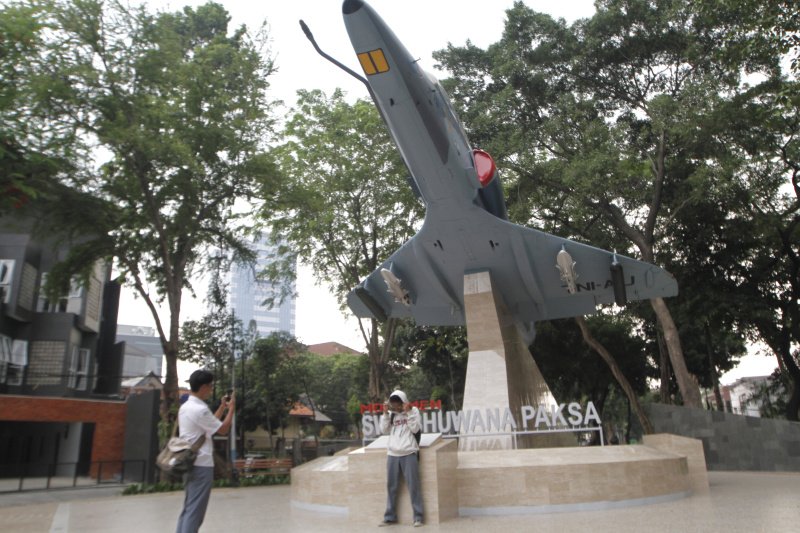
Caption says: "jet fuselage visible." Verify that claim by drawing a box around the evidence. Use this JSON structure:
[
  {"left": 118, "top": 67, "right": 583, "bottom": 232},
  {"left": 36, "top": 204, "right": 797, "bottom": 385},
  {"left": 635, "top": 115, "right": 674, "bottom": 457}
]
[
  {"left": 343, "top": 0, "right": 483, "bottom": 214},
  {"left": 327, "top": 0, "right": 678, "bottom": 341}
]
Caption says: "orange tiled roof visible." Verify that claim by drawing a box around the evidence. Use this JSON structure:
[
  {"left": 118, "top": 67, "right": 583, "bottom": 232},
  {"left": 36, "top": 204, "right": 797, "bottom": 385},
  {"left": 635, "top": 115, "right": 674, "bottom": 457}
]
[
  {"left": 306, "top": 341, "right": 362, "bottom": 356},
  {"left": 289, "top": 402, "right": 314, "bottom": 417},
  {"left": 288, "top": 402, "right": 332, "bottom": 422}
]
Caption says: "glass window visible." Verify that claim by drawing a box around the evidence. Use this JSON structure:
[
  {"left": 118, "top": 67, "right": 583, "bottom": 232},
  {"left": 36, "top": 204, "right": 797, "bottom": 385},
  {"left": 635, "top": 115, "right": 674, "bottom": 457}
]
[
  {"left": 5, "top": 364, "right": 23, "bottom": 386},
  {"left": 11, "top": 340, "right": 28, "bottom": 366},
  {"left": 0, "top": 259, "right": 14, "bottom": 303},
  {"left": 0, "top": 335, "right": 11, "bottom": 363},
  {"left": 68, "top": 347, "right": 90, "bottom": 390}
]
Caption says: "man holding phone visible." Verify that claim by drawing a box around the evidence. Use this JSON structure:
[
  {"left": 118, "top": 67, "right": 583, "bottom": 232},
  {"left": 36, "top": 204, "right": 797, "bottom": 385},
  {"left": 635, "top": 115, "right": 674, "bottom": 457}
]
[
  {"left": 175, "top": 370, "right": 235, "bottom": 533},
  {"left": 379, "top": 390, "right": 423, "bottom": 527}
]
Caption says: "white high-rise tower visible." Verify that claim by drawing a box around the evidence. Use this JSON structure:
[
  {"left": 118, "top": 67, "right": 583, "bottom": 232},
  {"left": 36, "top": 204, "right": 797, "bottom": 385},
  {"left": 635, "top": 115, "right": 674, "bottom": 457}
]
[{"left": 228, "top": 234, "right": 296, "bottom": 337}]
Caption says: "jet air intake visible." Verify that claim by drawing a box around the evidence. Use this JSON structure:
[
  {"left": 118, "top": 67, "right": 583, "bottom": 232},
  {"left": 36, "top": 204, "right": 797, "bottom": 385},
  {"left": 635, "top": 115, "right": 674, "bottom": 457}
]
[{"left": 474, "top": 149, "right": 508, "bottom": 220}]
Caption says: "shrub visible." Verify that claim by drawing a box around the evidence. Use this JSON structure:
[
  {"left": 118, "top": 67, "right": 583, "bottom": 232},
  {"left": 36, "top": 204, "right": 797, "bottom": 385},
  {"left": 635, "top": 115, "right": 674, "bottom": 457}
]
[
  {"left": 320, "top": 425, "right": 337, "bottom": 439},
  {"left": 123, "top": 473, "right": 289, "bottom": 496},
  {"left": 123, "top": 481, "right": 183, "bottom": 495}
]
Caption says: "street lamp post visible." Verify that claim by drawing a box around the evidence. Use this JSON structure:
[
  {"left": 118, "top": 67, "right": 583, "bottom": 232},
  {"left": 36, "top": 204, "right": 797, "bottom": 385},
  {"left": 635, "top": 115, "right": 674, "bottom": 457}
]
[{"left": 230, "top": 309, "right": 238, "bottom": 481}]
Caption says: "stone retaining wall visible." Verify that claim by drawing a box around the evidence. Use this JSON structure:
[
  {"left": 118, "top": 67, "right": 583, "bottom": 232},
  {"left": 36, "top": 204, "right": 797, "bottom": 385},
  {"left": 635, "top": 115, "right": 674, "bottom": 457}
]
[{"left": 646, "top": 403, "right": 800, "bottom": 471}]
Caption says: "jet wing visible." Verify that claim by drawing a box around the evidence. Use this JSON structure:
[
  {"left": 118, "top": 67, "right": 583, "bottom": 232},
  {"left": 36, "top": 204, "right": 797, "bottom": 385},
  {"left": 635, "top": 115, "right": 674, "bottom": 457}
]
[
  {"left": 347, "top": 206, "right": 677, "bottom": 335},
  {"left": 346, "top": 223, "right": 468, "bottom": 327}
]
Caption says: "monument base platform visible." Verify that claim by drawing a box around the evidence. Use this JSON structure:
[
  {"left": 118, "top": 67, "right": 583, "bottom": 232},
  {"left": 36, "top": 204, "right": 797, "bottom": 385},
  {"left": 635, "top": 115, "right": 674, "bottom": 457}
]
[{"left": 290, "top": 433, "right": 708, "bottom": 525}]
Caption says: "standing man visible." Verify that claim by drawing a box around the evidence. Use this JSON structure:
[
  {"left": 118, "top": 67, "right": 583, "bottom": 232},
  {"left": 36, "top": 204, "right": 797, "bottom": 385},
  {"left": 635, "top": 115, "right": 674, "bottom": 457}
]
[
  {"left": 175, "top": 370, "right": 235, "bottom": 533},
  {"left": 380, "top": 390, "right": 423, "bottom": 527}
]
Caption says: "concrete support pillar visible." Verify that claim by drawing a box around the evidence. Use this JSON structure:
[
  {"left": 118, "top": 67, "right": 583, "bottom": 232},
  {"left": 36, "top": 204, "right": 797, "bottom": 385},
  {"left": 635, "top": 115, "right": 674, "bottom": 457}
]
[{"left": 461, "top": 270, "right": 567, "bottom": 449}]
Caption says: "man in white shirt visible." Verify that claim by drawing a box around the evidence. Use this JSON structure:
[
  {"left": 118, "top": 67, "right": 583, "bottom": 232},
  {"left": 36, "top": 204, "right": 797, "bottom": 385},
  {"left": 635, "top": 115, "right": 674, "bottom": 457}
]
[{"left": 175, "top": 370, "right": 235, "bottom": 533}]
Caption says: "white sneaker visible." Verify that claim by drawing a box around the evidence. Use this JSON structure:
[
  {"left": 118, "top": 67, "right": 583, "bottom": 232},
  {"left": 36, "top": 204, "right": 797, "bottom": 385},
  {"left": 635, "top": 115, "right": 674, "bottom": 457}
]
[{"left": 413, "top": 520, "right": 423, "bottom": 527}]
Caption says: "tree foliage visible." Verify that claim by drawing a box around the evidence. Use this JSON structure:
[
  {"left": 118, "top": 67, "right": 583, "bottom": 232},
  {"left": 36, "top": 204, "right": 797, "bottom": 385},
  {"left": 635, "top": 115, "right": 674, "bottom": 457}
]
[
  {"left": 237, "top": 334, "right": 369, "bottom": 441},
  {"left": 7, "top": 0, "right": 280, "bottom": 411},
  {"left": 239, "top": 332, "right": 306, "bottom": 440},
  {"left": 264, "top": 89, "right": 424, "bottom": 400},
  {"left": 434, "top": 0, "right": 797, "bottom": 412},
  {"left": 0, "top": 1, "right": 74, "bottom": 212},
  {"left": 391, "top": 324, "right": 468, "bottom": 410}
]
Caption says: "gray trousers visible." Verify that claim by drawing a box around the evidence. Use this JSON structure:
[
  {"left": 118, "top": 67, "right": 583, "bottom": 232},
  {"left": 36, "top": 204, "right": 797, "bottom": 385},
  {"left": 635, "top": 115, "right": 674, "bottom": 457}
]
[
  {"left": 384, "top": 453, "right": 423, "bottom": 522},
  {"left": 176, "top": 466, "right": 214, "bottom": 533}
]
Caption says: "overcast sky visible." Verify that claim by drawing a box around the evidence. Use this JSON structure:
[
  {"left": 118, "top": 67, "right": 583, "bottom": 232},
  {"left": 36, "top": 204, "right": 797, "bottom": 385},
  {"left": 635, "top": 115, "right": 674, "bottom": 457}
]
[{"left": 116, "top": 0, "right": 777, "bottom": 384}]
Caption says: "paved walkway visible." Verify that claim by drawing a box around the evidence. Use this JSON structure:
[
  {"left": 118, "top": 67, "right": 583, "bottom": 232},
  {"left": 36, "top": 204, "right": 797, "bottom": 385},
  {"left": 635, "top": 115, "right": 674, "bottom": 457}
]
[{"left": 0, "top": 471, "right": 798, "bottom": 532}]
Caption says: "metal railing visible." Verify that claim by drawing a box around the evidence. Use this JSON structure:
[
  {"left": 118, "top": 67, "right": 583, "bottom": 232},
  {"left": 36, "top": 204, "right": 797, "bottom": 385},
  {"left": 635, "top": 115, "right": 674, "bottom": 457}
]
[{"left": 0, "top": 460, "right": 147, "bottom": 493}]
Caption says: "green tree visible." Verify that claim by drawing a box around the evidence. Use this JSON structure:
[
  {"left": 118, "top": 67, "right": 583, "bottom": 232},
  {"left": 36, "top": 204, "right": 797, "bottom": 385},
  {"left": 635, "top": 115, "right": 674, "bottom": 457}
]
[
  {"left": 241, "top": 332, "right": 306, "bottom": 447},
  {"left": 14, "top": 0, "right": 279, "bottom": 412},
  {"left": 264, "top": 90, "right": 424, "bottom": 401},
  {"left": 180, "top": 309, "right": 245, "bottom": 402},
  {"left": 696, "top": 0, "right": 800, "bottom": 77},
  {"left": 655, "top": 0, "right": 800, "bottom": 415},
  {"left": 533, "top": 314, "right": 651, "bottom": 440},
  {"left": 730, "top": 102, "right": 800, "bottom": 420},
  {"left": 434, "top": 0, "right": 786, "bottom": 407},
  {"left": 0, "top": 1, "right": 73, "bottom": 212},
  {"left": 302, "top": 352, "right": 370, "bottom": 430},
  {"left": 391, "top": 324, "right": 468, "bottom": 410}
]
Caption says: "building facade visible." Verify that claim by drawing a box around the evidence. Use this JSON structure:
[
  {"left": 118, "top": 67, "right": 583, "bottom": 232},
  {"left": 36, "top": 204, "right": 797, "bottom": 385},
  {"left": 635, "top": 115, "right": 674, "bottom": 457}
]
[
  {"left": 0, "top": 219, "right": 157, "bottom": 485},
  {"left": 0, "top": 230, "right": 122, "bottom": 397},
  {"left": 228, "top": 234, "right": 296, "bottom": 337},
  {"left": 725, "top": 375, "right": 773, "bottom": 417}
]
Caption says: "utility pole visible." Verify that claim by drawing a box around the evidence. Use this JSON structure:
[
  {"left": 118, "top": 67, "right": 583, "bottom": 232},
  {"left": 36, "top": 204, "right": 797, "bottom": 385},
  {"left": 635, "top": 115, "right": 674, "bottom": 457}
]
[
  {"left": 230, "top": 309, "right": 237, "bottom": 466},
  {"left": 240, "top": 323, "right": 247, "bottom": 455}
]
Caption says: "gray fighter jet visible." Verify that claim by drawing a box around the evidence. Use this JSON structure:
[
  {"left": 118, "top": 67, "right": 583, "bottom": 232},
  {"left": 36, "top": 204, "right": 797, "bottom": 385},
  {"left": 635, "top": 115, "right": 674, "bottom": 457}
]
[{"left": 301, "top": 0, "right": 677, "bottom": 343}]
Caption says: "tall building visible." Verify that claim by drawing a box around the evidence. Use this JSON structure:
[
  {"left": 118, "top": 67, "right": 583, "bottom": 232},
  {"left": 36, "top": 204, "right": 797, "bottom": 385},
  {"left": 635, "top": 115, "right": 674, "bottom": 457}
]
[{"left": 228, "top": 234, "right": 296, "bottom": 337}]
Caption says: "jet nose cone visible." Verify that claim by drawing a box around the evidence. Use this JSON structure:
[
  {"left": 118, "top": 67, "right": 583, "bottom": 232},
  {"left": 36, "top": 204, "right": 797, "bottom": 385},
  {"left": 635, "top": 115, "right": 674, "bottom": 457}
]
[{"left": 342, "top": 0, "right": 364, "bottom": 15}]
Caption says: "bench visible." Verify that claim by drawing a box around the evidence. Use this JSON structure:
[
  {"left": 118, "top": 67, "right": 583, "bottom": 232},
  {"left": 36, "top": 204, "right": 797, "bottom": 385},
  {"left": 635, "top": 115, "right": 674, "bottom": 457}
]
[{"left": 233, "top": 457, "right": 293, "bottom": 479}]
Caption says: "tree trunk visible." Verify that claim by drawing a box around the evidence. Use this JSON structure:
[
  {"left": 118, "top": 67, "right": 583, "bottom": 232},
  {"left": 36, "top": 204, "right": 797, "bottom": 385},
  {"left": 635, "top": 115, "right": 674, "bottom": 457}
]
[
  {"left": 162, "top": 346, "right": 179, "bottom": 420},
  {"left": 785, "top": 374, "right": 800, "bottom": 422},
  {"left": 366, "top": 317, "right": 382, "bottom": 402},
  {"left": 447, "top": 350, "right": 457, "bottom": 410},
  {"left": 366, "top": 318, "right": 399, "bottom": 402},
  {"left": 265, "top": 402, "right": 273, "bottom": 453},
  {"left": 161, "top": 304, "right": 182, "bottom": 418},
  {"left": 657, "top": 328, "right": 671, "bottom": 404},
  {"left": 777, "top": 346, "right": 800, "bottom": 422},
  {"left": 575, "top": 316, "right": 654, "bottom": 434},
  {"left": 625, "top": 395, "right": 633, "bottom": 443},
  {"left": 366, "top": 318, "right": 384, "bottom": 402},
  {"left": 650, "top": 298, "right": 702, "bottom": 408},
  {"left": 380, "top": 318, "right": 398, "bottom": 394},
  {"left": 704, "top": 323, "right": 724, "bottom": 411}
]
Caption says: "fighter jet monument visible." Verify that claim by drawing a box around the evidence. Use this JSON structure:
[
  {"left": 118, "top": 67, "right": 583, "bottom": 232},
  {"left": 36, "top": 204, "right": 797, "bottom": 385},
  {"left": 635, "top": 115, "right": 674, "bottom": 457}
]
[{"left": 301, "top": 0, "right": 678, "bottom": 449}]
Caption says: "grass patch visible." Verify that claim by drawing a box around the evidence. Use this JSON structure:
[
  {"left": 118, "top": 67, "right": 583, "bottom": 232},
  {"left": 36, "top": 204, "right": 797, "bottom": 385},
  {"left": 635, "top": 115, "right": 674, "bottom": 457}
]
[
  {"left": 123, "top": 481, "right": 183, "bottom": 495},
  {"left": 122, "top": 474, "right": 289, "bottom": 495}
]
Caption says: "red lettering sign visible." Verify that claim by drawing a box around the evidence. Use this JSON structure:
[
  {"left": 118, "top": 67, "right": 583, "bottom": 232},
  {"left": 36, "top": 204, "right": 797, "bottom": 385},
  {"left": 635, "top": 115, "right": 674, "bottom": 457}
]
[{"left": 359, "top": 399, "right": 442, "bottom": 414}]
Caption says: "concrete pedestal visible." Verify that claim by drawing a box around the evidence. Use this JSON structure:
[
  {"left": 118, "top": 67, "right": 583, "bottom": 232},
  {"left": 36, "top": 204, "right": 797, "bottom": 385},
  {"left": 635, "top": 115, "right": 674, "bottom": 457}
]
[
  {"left": 461, "top": 270, "right": 571, "bottom": 449},
  {"left": 290, "top": 274, "right": 711, "bottom": 524},
  {"left": 291, "top": 436, "right": 458, "bottom": 525},
  {"left": 290, "top": 435, "right": 709, "bottom": 523}
]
